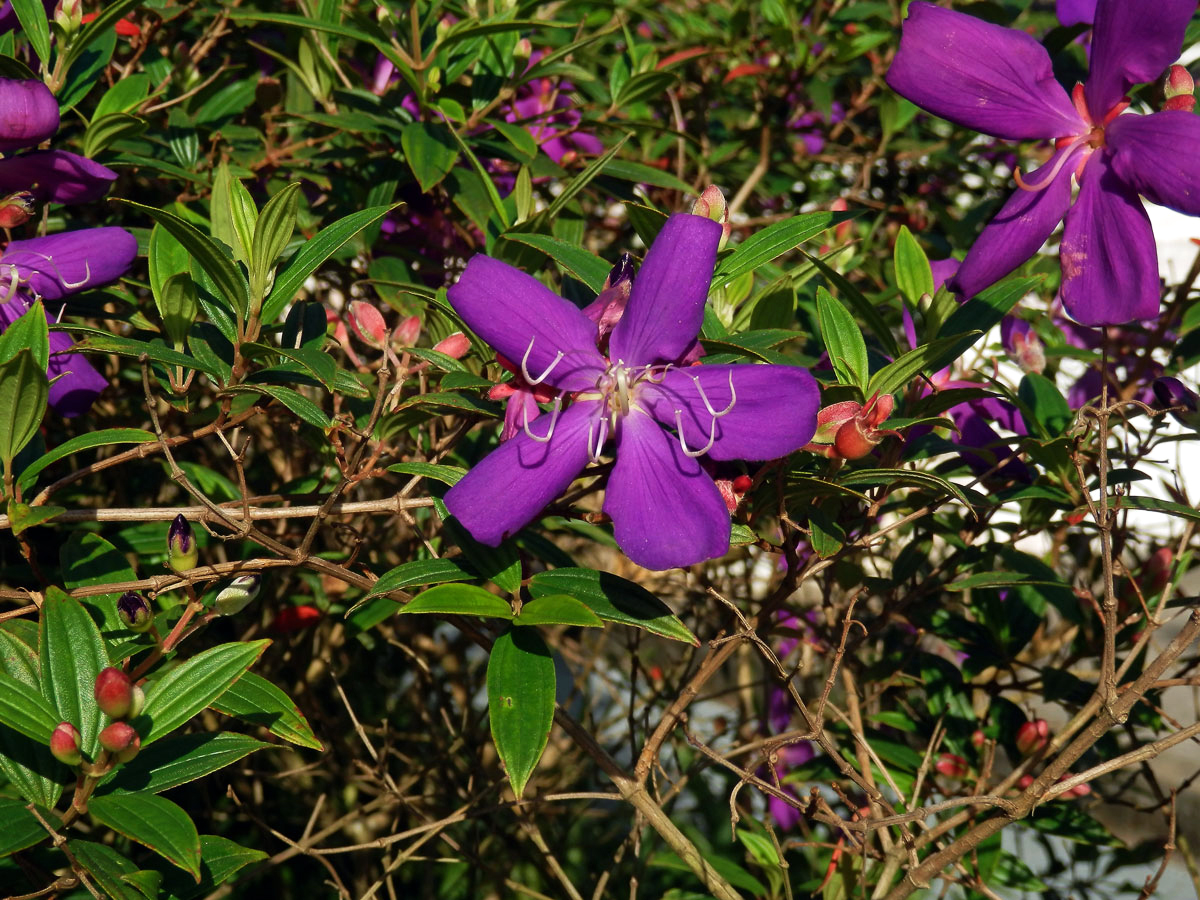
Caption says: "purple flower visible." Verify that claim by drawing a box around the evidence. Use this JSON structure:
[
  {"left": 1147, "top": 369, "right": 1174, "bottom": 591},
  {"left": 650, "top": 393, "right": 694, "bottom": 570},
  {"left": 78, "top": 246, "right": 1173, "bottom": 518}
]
[
  {"left": 0, "top": 229, "right": 138, "bottom": 416},
  {"left": 1058, "top": 0, "right": 1098, "bottom": 27},
  {"left": 887, "top": 0, "right": 1198, "bottom": 326},
  {"left": 443, "top": 215, "right": 819, "bottom": 570}
]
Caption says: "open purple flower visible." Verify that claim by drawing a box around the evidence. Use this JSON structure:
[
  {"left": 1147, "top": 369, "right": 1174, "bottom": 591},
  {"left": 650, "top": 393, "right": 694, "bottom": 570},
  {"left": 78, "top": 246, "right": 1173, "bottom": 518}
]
[
  {"left": 0, "top": 229, "right": 138, "bottom": 416},
  {"left": 887, "top": 0, "right": 1197, "bottom": 326},
  {"left": 444, "top": 214, "right": 819, "bottom": 570}
]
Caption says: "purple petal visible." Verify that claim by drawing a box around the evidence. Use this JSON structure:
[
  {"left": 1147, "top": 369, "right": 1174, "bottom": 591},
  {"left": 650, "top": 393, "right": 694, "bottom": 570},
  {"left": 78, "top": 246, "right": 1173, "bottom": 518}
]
[
  {"left": 1107, "top": 111, "right": 1200, "bottom": 216},
  {"left": 603, "top": 410, "right": 730, "bottom": 570},
  {"left": 1059, "top": 154, "right": 1160, "bottom": 325},
  {"left": 950, "top": 148, "right": 1078, "bottom": 299},
  {"left": 48, "top": 329, "right": 107, "bottom": 418},
  {"left": 929, "top": 258, "right": 960, "bottom": 296},
  {"left": 640, "top": 363, "right": 819, "bottom": 462},
  {"left": 950, "top": 403, "right": 1032, "bottom": 482},
  {"left": 608, "top": 214, "right": 721, "bottom": 367},
  {"left": 1057, "top": 0, "right": 1097, "bottom": 26},
  {"left": 500, "top": 390, "right": 541, "bottom": 442},
  {"left": 1085, "top": 0, "right": 1193, "bottom": 121},
  {"left": 0, "top": 151, "right": 119, "bottom": 204},
  {"left": 447, "top": 254, "right": 606, "bottom": 391},
  {"left": 0, "top": 78, "right": 59, "bottom": 152},
  {"left": 444, "top": 400, "right": 597, "bottom": 546},
  {"left": 3, "top": 228, "right": 138, "bottom": 300},
  {"left": 885, "top": 2, "right": 1084, "bottom": 141}
]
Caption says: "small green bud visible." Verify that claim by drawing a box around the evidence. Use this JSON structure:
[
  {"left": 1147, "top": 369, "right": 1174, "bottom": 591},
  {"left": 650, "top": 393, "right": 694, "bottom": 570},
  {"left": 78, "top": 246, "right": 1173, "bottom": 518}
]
[
  {"left": 167, "top": 514, "right": 198, "bottom": 572},
  {"left": 117, "top": 591, "right": 154, "bottom": 632},
  {"left": 213, "top": 574, "right": 262, "bottom": 616}
]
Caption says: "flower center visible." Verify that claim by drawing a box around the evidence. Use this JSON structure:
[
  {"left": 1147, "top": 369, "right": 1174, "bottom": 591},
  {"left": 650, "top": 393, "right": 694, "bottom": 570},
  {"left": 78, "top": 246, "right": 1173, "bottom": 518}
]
[{"left": 1013, "top": 83, "right": 1130, "bottom": 192}]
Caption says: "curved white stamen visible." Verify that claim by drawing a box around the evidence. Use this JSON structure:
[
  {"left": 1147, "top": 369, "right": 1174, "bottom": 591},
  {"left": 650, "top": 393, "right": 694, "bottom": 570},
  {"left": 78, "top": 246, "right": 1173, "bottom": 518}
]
[
  {"left": 675, "top": 408, "right": 716, "bottom": 458},
  {"left": 1014, "top": 139, "right": 1086, "bottom": 192},
  {"left": 643, "top": 363, "right": 672, "bottom": 384},
  {"left": 586, "top": 414, "right": 609, "bottom": 462},
  {"left": 26, "top": 251, "right": 93, "bottom": 291},
  {"left": 0, "top": 265, "right": 18, "bottom": 304},
  {"left": 520, "top": 335, "right": 564, "bottom": 386},
  {"left": 692, "top": 370, "right": 736, "bottom": 418},
  {"left": 523, "top": 396, "right": 561, "bottom": 443}
]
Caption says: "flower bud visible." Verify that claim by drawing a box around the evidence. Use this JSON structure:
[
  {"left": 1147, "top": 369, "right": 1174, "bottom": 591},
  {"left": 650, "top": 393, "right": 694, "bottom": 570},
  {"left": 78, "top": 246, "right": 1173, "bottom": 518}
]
[
  {"left": 1164, "top": 65, "right": 1195, "bottom": 111},
  {"left": 213, "top": 573, "right": 261, "bottom": 616},
  {"left": 392, "top": 314, "right": 421, "bottom": 348},
  {"left": 50, "top": 722, "right": 82, "bottom": 766},
  {"left": 117, "top": 591, "right": 154, "bottom": 633},
  {"left": 1143, "top": 547, "right": 1173, "bottom": 594},
  {"left": 935, "top": 753, "right": 968, "bottom": 779},
  {"left": 691, "top": 185, "right": 731, "bottom": 249},
  {"left": 804, "top": 392, "right": 899, "bottom": 460},
  {"left": 0, "top": 190, "right": 35, "bottom": 228},
  {"left": 1015, "top": 718, "right": 1049, "bottom": 756},
  {"left": 1009, "top": 329, "right": 1045, "bottom": 375},
  {"left": 270, "top": 604, "right": 321, "bottom": 632},
  {"left": 94, "top": 667, "right": 134, "bottom": 720},
  {"left": 167, "top": 514, "right": 198, "bottom": 572},
  {"left": 99, "top": 721, "right": 140, "bottom": 762},
  {"left": 348, "top": 300, "right": 388, "bottom": 350},
  {"left": 54, "top": 0, "right": 82, "bottom": 34},
  {"left": 970, "top": 729, "right": 986, "bottom": 748},
  {"left": 0, "top": 78, "right": 61, "bottom": 152},
  {"left": 433, "top": 332, "right": 470, "bottom": 359},
  {"left": 128, "top": 684, "right": 145, "bottom": 719}
]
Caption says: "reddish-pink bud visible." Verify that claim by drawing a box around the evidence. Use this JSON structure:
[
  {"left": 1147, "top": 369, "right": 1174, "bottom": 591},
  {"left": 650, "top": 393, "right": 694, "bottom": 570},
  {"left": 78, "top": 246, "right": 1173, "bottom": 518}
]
[
  {"left": 94, "top": 667, "right": 134, "bottom": 720},
  {"left": 1015, "top": 719, "right": 1049, "bottom": 756},
  {"left": 1016, "top": 774, "right": 1035, "bottom": 790},
  {"left": 348, "top": 301, "right": 388, "bottom": 349},
  {"left": 804, "top": 392, "right": 898, "bottom": 460},
  {"left": 0, "top": 190, "right": 35, "bottom": 228},
  {"left": 1144, "top": 547, "right": 1173, "bottom": 594},
  {"left": 1010, "top": 329, "right": 1046, "bottom": 375},
  {"left": 691, "top": 185, "right": 731, "bottom": 247},
  {"left": 433, "top": 332, "right": 470, "bottom": 359},
  {"left": 1165, "top": 65, "right": 1194, "bottom": 99},
  {"left": 935, "top": 753, "right": 968, "bottom": 779},
  {"left": 98, "top": 721, "right": 140, "bottom": 761},
  {"left": 50, "top": 722, "right": 82, "bottom": 766},
  {"left": 392, "top": 314, "right": 421, "bottom": 348},
  {"left": 970, "top": 729, "right": 986, "bottom": 749},
  {"left": 732, "top": 474, "right": 753, "bottom": 494},
  {"left": 831, "top": 197, "right": 852, "bottom": 243}
]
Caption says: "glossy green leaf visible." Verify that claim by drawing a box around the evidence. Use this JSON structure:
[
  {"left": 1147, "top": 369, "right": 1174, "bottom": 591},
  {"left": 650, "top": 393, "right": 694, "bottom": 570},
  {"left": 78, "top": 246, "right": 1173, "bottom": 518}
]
[
  {"left": 210, "top": 671, "right": 322, "bottom": 750},
  {"left": 514, "top": 594, "right": 603, "bottom": 628},
  {"left": 39, "top": 587, "right": 108, "bottom": 755},
  {"left": 18, "top": 428, "right": 155, "bottom": 493},
  {"left": 11, "top": 0, "right": 50, "bottom": 64},
  {"left": 223, "top": 384, "right": 330, "bottom": 429},
  {"left": 714, "top": 212, "right": 838, "bottom": 283},
  {"left": 399, "top": 584, "right": 514, "bottom": 619},
  {"left": 157, "top": 273, "right": 199, "bottom": 349},
  {"left": 0, "top": 349, "right": 47, "bottom": 470},
  {"left": 436, "top": 500, "right": 523, "bottom": 593},
  {"left": 839, "top": 468, "right": 971, "bottom": 509},
  {"left": 69, "top": 840, "right": 145, "bottom": 900},
  {"left": 67, "top": 328, "right": 222, "bottom": 380},
  {"left": 0, "top": 298, "right": 49, "bottom": 368},
  {"left": 365, "top": 558, "right": 474, "bottom": 599},
  {"left": 250, "top": 182, "right": 301, "bottom": 305},
  {"left": 1019, "top": 372, "right": 1072, "bottom": 438},
  {"left": 89, "top": 793, "right": 202, "bottom": 878},
  {"left": 159, "top": 834, "right": 268, "bottom": 900},
  {"left": 137, "top": 640, "right": 269, "bottom": 745},
  {"left": 401, "top": 120, "right": 459, "bottom": 192},
  {"left": 893, "top": 225, "right": 934, "bottom": 304},
  {"left": 544, "top": 134, "right": 629, "bottom": 219},
  {"left": 0, "top": 798, "right": 49, "bottom": 856},
  {"left": 0, "top": 669, "right": 58, "bottom": 743},
  {"left": 387, "top": 461, "right": 467, "bottom": 486},
  {"left": 83, "top": 111, "right": 147, "bottom": 158},
  {"left": 800, "top": 248, "right": 900, "bottom": 359},
  {"left": 501, "top": 233, "right": 610, "bottom": 293},
  {"left": 816, "top": 286, "right": 868, "bottom": 391},
  {"left": 211, "top": 161, "right": 256, "bottom": 265},
  {"left": 100, "top": 733, "right": 270, "bottom": 795},
  {"left": 528, "top": 568, "right": 697, "bottom": 644},
  {"left": 931, "top": 276, "right": 1039, "bottom": 362},
  {"left": 487, "top": 626, "right": 554, "bottom": 799}
]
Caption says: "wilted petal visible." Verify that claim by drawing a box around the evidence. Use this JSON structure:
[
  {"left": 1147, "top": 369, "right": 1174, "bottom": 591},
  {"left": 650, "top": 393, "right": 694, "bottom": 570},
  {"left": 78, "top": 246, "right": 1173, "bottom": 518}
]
[
  {"left": 448, "top": 254, "right": 606, "bottom": 391},
  {"left": 640, "top": 363, "right": 819, "bottom": 462},
  {"left": 609, "top": 214, "right": 722, "bottom": 367},
  {"left": 1086, "top": 0, "right": 1193, "bottom": 121},
  {"left": 444, "top": 400, "right": 597, "bottom": 546},
  {"left": 48, "top": 329, "right": 107, "bottom": 418},
  {"left": 603, "top": 410, "right": 730, "bottom": 570},
  {"left": 1107, "top": 111, "right": 1200, "bottom": 216},
  {"left": 0, "top": 78, "right": 59, "bottom": 152},
  {"left": 1060, "top": 155, "right": 1160, "bottom": 325},
  {"left": 3, "top": 228, "right": 138, "bottom": 300},
  {"left": 0, "top": 151, "right": 119, "bottom": 204},
  {"left": 1057, "top": 0, "right": 1097, "bottom": 26},
  {"left": 886, "top": 2, "right": 1084, "bottom": 141},
  {"left": 950, "top": 148, "right": 1078, "bottom": 299}
]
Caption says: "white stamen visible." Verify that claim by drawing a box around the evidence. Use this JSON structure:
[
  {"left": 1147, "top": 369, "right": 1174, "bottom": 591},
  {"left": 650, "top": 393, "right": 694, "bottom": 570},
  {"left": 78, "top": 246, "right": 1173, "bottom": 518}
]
[
  {"left": 675, "top": 408, "right": 716, "bottom": 458},
  {"left": 586, "top": 414, "right": 609, "bottom": 462},
  {"left": 521, "top": 335, "right": 564, "bottom": 386},
  {"left": 692, "top": 370, "right": 736, "bottom": 418},
  {"left": 26, "top": 251, "right": 92, "bottom": 291},
  {"left": 523, "top": 395, "right": 561, "bottom": 443}
]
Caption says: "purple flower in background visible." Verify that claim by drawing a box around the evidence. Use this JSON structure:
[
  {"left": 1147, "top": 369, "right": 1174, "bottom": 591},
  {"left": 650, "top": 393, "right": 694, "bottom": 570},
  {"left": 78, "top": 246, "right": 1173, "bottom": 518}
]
[
  {"left": 1057, "top": 0, "right": 1098, "bottom": 27},
  {"left": 506, "top": 65, "right": 603, "bottom": 165},
  {"left": 444, "top": 214, "right": 819, "bottom": 570},
  {"left": 887, "top": 0, "right": 1198, "bottom": 326},
  {"left": 0, "top": 229, "right": 138, "bottom": 416}
]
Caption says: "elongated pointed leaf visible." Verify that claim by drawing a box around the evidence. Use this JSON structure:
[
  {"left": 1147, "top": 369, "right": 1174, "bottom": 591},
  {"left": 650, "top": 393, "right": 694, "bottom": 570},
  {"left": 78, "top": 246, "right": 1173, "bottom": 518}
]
[
  {"left": 18, "top": 428, "right": 155, "bottom": 492},
  {"left": 100, "top": 733, "right": 270, "bottom": 795},
  {"left": 400, "top": 584, "right": 514, "bottom": 619},
  {"left": 0, "top": 669, "right": 58, "bottom": 743},
  {"left": 69, "top": 840, "right": 144, "bottom": 900},
  {"left": 89, "top": 793, "right": 202, "bottom": 878},
  {"left": 893, "top": 225, "right": 934, "bottom": 304},
  {"left": 0, "top": 349, "right": 48, "bottom": 469},
  {"left": 250, "top": 183, "right": 300, "bottom": 305},
  {"left": 0, "top": 798, "right": 50, "bottom": 856},
  {"left": 714, "top": 212, "right": 843, "bottom": 283},
  {"left": 528, "top": 568, "right": 697, "bottom": 644},
  {"left": 514, "top": 595, "right": 603, "bottom": 628},
  {"left": 209, "top": 671, "right": 322, "bottom": 750},
  {"left": 816, "top": 286, "right": 869, "bottom": 391},
  {"left": 11, "top": 0, "right": 50, "bottom": 64},
  {"left": 39, "top": 587, "right": 108, "bottom": 756},
  {"left": 487, "top": 626, "right": 554, "bottom": 799}
]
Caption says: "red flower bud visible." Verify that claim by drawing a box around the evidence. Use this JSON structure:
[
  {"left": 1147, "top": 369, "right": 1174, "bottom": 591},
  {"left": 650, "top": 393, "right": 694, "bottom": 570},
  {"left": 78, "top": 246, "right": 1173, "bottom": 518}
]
[
  {"left": 433, "top": 332, "right": 470, "bottom": 359},
  {"left": 935, "top": 753, "right": 968, "bottom": 779},
  {"left": 691, "top": 185, "right": 731, "bottom": 247},
  {"left": 732, "top": 474, "right": 753, "bottom": 494},
  {"left": 270, "top": 604, "right": 321, "bottom": 633},
  {"left": 1015, "top": 719, "right": 1049, "bottom": 756},
  {"left": 94, "top": 667, "right": 134, "bottom": 720},
  {"left": 970, "top": 729, "right": 986, "bottom": 748},
  {"left": 804, "top": 392, "right": 899, "bottom": 460},
  {"left": 99, "top": 721, "right": 140, "bottom": 761},
  {"left": 348, "top": 300, "right": 388, "bottom": 349},
  {"left": 50, "top": 722, "right": 82, "bottom": 766},
  {"left": 0, "top": 190, "right": 35, "bottom": 228},
  {"left": 392, "top": 314, "right": 422, "bottom": 348}
]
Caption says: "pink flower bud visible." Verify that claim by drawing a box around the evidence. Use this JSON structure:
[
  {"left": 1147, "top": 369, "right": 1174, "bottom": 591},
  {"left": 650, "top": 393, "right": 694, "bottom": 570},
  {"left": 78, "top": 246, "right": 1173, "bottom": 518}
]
[
  {"left": 1016, "top": 774, "right": 1035, "bottom": 790},
  {"left": 804, "top": 392, "right": 898, "bottom": 460},
  {"left": 1164, "top": 66, "right": 1195, "bottom": 111},
  {"left": 99, "top": 721, "right": 140, "bottom": 761},
  {"left": 348, "top": 300, "right": 389, "bottom": 349},
  {"left": 691, "top": 185, "right": 731, "bottom": 248},
  {"left": 935, "top": 753, "right": 968, "bottom": 779},
  {"left": 433, "top": 332, "right": 470, "bottom": 359},
  {"left": 0, "top": 190, "right": 35, "bottom": 228},
  {"left": 1015, "top": 719, "right": 1049, "bottom": 756},
  {"left": 392, "top": 314, "right": 421, "bottom": 348},
  {"left": 970, "top": 729, "right": 986, "bottom": 748},
  {"left": 1010, "top": 329, "right": 1045, "bottom": 375},
  {"left": 94, "top": 667, "right": 134, "bottom": 720},
  {"left": 50, "top": 722, "right": 82, "bottom": 766},
  {"left": 831, "top": 197, "right": 853, "bottom": 243},
  {"left": 1143, "top": 547, "right": 1173, "bottom": 594}
]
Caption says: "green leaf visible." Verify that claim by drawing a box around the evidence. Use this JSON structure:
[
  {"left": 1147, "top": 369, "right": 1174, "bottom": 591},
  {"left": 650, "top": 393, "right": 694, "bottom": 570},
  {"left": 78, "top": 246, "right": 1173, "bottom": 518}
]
[
  {"left": 816, "top": 286, "right": 868, "bottom": 391},
  {"left": 7, "top": 500, "right": 64, "bottom": 535},
  {"left": 0, "top": 297, "right": 49, "bottom": 368},
  {"left": 528, "top": 568, "right": 697, "bottom": 644},
  {"left": 39, "top": 587, "right": 108, "bottom": 755},
  {"left": 18, "top": 428, "right": 155, "bottom": 492},
  {"left": 157, "top": 273, "right": 199, "bottom": 350},
  {"left": 89, "top": 793, "right": 202, "bottom": 878},
  {"left": 0, "top": 348, "right": 48, "bottom": 472},
  {"left": 401, "top": 120, "right": 460, "bottom": 192},
  {"left": 893, "top": 225, "right": 934, "bottom": 304},
  {"left": 123, "top": 201, "right": 251, "bottom": 322},
  {"left": 946, "top": 572, "right": 1067, "bottom": 592},
  {"left": 800, "top": 249, "right": 899, "bottom": 359},
  {"left": 0, "top": 798, "right": 48, "bottom": 856},
  {"left": 713, "top": 212, "right": 838, "bottom": 283},
  {"left": 223, "top": 384, "right": 330, "bottom": 429},
  {"left": 149, "top": 223, "right": 190, "bottom": 301},
  {"left": 514, "top": 594, "right": 603, "bottom": 628},
  {"left": 210, "top": 161, "right": 257, "bottom": 266},
  {"left": 866, "top": 333, "right": 978, "bottom": 399},
  {"left": 250, "top": 183, "right": 301, "bottom": 306},
  {"left": 69, "top": 840, "right": 144, "bottom": 900},
  {"left": 83, "top": 112, "right": 148, "bottom": 158},
  {"left": 840, "top": 468, "right": 971, "bottom": 509},
  {"left": 0, "top": 669, "right": 58, "bottom": 743},
  {"left": 366, "top": 558, "right": 474, "bottom": 599},
  {"left": 500, "top": 233, "right": 610, "bottom": 293},
  {"left": 61, "top": 0, "right": 141, "bottom": 72},
  {"left": 487, "top": 626, "right": 554, "bottom": 799},
  {"left": 100, "top": 733, "right": 270, "bottom": 795},
  {"left": 11, "top": 0, "right": 50, "bottom": 65},
  {"left": 399, "top": 584, "right": 514, "bottom": 619},
  {"left": 261, "top": 204, "right": 395, "bottom": 323},
  {"left": 930, "top": 276, "right": 1039, "bottom": 365},
  {"left": 209, "top": 671, "right": 322, "bottom": 750},
  {"left": 387, "top": 461, "right": 467, "bottom": 486},
  {"left": 159, "top": 835, "right": 268, "bottom": 900},
  {"left": 1120, "top": 495, "right": 1200, "bottom": 524},
  {"left": 1018, "top": 373, "right": 1072, "bottom": 437},
  {"left": 137, "top": 640, "right": 269, "bottom": 745},
  {"left": 66, "top": 329, "right": 222, "bottom": 380},
  {"left": 544, "top": 133, "right": 630, "bottom": 219}
]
